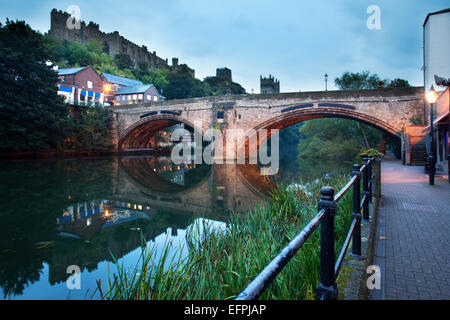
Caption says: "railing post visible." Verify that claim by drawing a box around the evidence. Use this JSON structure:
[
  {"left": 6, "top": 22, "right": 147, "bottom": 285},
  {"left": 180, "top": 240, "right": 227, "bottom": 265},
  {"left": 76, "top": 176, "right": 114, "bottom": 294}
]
[
  {"left": 350, "top": 164, "right": 364, "bottom": 259},
  {"left": 316, "top": 187, "right": 338, "bottom": 300},
  {"left": 368, "top": 157, "right": 373, "bottom": 203},
  {"left": 362, "top": 157, "right": 370, "bottom": 222}
]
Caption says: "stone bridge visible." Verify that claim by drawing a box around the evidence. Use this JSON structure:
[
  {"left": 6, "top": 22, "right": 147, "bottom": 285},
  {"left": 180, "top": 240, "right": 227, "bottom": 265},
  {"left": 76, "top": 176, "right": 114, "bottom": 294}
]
[{"left": 111, "top": 87, "right": 425, "bottom": 158}]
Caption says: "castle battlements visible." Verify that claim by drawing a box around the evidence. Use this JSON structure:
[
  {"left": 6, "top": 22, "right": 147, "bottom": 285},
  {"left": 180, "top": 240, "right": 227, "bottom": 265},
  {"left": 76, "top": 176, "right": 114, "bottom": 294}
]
[{"left": 48, "top": 8, "right": 194, "bottom": 76}]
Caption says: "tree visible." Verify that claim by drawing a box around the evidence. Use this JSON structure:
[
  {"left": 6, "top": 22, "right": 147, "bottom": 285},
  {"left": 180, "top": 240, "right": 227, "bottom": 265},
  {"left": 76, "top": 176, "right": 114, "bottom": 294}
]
[
  {"left": 386, "top": 78, "right": 411, "bottom": 88},
  {"left": 113, "top": 53, "right": 134, "bottom": 70},
  {"left": 203, "top": 76, "right": 246, "bottom": 95},
  {"left": 0, "top": 19, "right": 68, "bottom": 152},
  {"left": 334, "top": 71, "right": 384, "bottom": 90}
]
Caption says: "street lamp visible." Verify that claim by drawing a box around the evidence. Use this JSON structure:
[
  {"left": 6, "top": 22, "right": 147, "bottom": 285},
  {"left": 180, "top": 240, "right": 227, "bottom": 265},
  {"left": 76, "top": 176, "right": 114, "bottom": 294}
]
[
  {"left": 324, "top": 73, "right": 328, "bottom": 92},
  {"left": 425, "top": 85, "right": 438, "bottom": 185},
  {"left": 401, "top": 115, "right": 407, "bottom": 165}
]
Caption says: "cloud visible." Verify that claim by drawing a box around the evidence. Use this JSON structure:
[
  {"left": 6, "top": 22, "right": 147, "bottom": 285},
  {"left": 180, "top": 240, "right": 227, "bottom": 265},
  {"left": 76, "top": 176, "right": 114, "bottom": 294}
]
[{"left": 2, "top": 0, "right": 448, "bottom": 92}]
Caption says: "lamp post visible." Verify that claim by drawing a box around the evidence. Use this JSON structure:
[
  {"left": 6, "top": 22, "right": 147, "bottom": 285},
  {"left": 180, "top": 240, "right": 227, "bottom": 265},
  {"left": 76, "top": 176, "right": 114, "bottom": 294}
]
[
  {"left": 324, "top": 73, "right": 328, "bottom": 92},
  {"left": 425, "top": 85, "right": 438, "bottom": 185},
  {"left": 401, "top": 116, "right": 407, "bottom": 165}
]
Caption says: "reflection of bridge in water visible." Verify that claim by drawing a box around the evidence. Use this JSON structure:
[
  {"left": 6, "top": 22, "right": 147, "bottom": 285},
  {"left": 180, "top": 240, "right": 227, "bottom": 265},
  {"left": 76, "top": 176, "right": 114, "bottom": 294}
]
[
  {"left": 112, "top": 156, "right": 276, "bottom": 219},
  {"left": 50, "top": 156, "right": 277, "bottom": 286}
]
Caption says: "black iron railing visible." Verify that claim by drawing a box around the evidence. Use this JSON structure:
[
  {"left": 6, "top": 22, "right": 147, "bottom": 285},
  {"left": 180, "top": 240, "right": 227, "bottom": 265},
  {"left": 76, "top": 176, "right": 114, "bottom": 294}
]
[{"left": 235, "top": 156, "right": 378, "bottom": 300}]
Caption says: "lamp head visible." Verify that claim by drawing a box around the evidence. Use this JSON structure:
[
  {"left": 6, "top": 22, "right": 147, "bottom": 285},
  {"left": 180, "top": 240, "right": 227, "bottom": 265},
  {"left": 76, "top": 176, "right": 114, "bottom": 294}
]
[
  {"left": 401, "top": 115, "right": 407, "bottom": 125},
  {"left": 425, "top": 85, "right": 438, "bottom": 104}
]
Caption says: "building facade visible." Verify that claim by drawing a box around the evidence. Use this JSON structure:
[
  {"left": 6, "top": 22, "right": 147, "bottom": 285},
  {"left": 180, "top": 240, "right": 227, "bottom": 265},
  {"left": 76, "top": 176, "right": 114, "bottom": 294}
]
[
  {"left": 114, "top": 84, "right": 164, "bottom": 106},
  {"left": 260, "top": 75, "right": 280, "bottom": 94},
  {"left": 422, "top": 8, "right": 449, "bottom": 175},
  {"left": 57, "top": 66, "right": 105, "bottom": 106},
  {"left": 423, "top": 9, "right": 450, "bottom": 92}
]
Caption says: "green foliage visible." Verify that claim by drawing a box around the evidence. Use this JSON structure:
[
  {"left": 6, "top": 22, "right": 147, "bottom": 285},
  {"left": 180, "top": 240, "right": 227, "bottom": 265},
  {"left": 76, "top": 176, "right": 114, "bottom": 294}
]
[
  {"left": 99, "top": 174, "right": 354, "bottom": 300},
  {"left": 335, "top": 71, "right": 411, "bottom": 90},
  {"left": 359, "top": 148, "right": 383, "bottom": 156},
  {"left": 334, "top": 71, "right": 383, "bottom": 90},
  {"left": 0, "top": 19, "right": 68, "bottom": 152},
  {"left": 162, "top": 69, "right": 213, "bottom": 99},
  {"left": 297, "top": 118, "right": 382, "bottom": 162},
  {"left": 42, "top": 35, "right": 246, "bottom": 100},
  {"left": 386, "top": 78, "right": 411, "bottom": 88},
  {"left": 113, "top": 53, "right": 134, "bottom": 70},
  {"left": 63, "top": 106, "right": 114, "bottom": 151},
  {"left": 203, "top": 76, "right": 246, "bottom": 95}
]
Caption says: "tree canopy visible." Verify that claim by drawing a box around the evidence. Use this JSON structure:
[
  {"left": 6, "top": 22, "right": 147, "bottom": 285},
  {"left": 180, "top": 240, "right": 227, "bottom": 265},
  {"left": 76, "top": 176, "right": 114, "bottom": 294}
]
[{"left": 0, "top": 19, "right": 68, "bottom": 151}]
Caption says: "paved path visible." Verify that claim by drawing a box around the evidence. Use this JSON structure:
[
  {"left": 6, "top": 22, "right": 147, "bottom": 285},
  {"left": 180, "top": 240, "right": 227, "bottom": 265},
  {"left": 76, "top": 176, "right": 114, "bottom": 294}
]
[{"left": 370, "top": 157, "right": 450, "bottom": 300}]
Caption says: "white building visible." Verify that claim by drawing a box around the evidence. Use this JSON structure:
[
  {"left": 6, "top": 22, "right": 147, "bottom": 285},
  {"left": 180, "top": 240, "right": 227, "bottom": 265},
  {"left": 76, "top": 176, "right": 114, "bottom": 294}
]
[
  {"left": 423, "top": 8, "right": 450, "bottom": 92},
  {"left": 422, "top": 8, "right": 449, "bottom": 176}
]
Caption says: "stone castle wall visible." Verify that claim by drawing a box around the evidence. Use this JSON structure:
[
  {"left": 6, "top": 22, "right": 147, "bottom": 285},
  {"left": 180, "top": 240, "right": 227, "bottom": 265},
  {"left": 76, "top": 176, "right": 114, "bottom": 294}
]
[{"left": 48, "top": 9, "right": 194, "bottom": 76}]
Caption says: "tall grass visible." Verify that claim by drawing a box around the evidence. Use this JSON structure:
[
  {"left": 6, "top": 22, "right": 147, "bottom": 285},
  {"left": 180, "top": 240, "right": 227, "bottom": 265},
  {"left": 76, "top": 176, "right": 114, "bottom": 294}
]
[{"left": 98, "top": 174, "right": 354, "bottom": 300}]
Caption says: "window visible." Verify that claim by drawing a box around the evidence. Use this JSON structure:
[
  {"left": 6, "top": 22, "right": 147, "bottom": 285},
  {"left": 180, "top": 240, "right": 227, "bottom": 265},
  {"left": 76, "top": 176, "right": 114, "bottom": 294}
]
[
  {"left": 154, "top": 96, "right": 158, "bottom": 101},
  {"left": 138, "top": 94, "right": 143, "bottom": 100},
  {"left": 132, "top": 94, "right": 137, "bottom": 100},
  {"left": 217, "top": 111, "right": 224, "bottom": 119},
  {"left": 147, "top": 95, "right": 151, "bottom": 101},
  {"left": 122, "top": 95, "right": 126, "bottom": 101},
  {"left": 127, "top": 95, "right": 131, "bottom": 100},
  {"left": 116, "top": 96, "right": 121, "bottom": 102},
  {"left": 87, "top": 81, "right": 93, "bottom": 89}
]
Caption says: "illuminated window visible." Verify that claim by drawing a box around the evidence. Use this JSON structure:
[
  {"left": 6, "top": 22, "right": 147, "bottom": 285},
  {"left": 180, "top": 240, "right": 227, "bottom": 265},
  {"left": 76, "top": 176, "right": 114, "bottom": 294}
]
[
  {"left": 127, "top": 95, "right": 131, "bottom": 101},
  {"left": 147, "top": 95, "right": 151, "bottom": 100},
  {"left": 132, "top": 94, "right": 137, "bottom": 100},
  {"left": 153, "top": 96, "right": 158, "bottom": 101},
  {"left": 87, "top": 81, "right": 93, "bottom": 89},
  {"left": 138, "top": 94, "right": 143, "bottom": 99},
  {"left": 138, "top": 205, "right": 143, "bottom": 210}
]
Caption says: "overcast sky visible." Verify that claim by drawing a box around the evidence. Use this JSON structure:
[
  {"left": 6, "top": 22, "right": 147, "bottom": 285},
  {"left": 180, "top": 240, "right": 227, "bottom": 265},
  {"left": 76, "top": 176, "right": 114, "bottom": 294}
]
[{"left": 1, "top": 0, "right": 448, "bottom": 92}]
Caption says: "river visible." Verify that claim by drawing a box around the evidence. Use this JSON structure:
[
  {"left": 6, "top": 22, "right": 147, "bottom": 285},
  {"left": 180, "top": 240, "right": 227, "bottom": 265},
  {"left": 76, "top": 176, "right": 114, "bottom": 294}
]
[{"left": 0, "top": 152, "right": 351, "bottom": 299}]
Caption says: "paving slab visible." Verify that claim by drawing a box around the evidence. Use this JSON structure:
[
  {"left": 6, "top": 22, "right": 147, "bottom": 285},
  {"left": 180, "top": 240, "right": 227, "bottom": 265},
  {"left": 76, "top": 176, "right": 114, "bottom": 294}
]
[{"left": 369, "top": 157, "right": 450, "bottom": 300}]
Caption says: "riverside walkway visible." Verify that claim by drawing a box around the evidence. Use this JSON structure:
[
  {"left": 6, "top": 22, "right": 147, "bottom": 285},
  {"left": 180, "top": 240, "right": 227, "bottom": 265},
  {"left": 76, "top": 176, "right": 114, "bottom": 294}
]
[{"left": 370, "top": 156, "right": 450, "bottom": 300}]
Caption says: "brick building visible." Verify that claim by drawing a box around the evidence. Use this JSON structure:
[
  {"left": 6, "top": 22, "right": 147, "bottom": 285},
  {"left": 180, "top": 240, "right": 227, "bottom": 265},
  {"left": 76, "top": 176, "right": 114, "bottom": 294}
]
[{"left": 57, "top": 66, "right": 105, "bottom": 106}]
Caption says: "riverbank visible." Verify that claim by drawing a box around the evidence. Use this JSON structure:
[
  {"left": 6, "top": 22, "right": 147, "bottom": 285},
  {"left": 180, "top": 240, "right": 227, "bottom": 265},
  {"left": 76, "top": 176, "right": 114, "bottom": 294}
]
[
  {"left": 97, "top": 174, "right": 354, "bottom": 300},
  {"left": 0, "top": 148, "right": 172, "bottom": 160}
]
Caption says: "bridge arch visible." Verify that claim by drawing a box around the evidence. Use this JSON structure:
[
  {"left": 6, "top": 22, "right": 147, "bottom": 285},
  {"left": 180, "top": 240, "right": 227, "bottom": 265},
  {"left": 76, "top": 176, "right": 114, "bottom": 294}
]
[
  {"left": 119, "top": 114, "right": 203, "bottom": 150},
  {"left": 237, "top": 106, "right": 401, "bottom": 154}
]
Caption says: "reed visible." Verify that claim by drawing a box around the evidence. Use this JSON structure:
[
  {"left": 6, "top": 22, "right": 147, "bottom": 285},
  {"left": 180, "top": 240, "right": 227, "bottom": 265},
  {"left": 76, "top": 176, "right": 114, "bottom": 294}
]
[{"left": 99, "top": 174, "right": 353, "bottom": 300}]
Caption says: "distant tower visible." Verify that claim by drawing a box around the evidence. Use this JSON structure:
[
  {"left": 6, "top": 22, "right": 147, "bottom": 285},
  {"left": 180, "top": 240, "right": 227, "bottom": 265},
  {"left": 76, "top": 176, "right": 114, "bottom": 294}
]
[
  {"left": 260, "top": 75, "right": 280, "bottom": 94},
  {"left": 216, "top": 67, "right": 232, "bottom": 82}
]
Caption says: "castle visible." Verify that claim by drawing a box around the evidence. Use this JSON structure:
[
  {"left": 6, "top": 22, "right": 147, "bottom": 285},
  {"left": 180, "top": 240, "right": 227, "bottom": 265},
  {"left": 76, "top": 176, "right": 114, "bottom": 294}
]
[
  {"left": 260, "top": 75, "right": 280, "bottom": 94},
  {"left": 48, "top": 9, "right": 195, "bottom": 77}
]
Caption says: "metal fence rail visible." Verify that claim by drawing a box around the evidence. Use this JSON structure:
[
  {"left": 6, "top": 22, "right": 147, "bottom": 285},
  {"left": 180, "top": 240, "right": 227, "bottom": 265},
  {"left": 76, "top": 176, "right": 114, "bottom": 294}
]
[{"left": 236, "top": 156, "right": 377, "bottom": 300}]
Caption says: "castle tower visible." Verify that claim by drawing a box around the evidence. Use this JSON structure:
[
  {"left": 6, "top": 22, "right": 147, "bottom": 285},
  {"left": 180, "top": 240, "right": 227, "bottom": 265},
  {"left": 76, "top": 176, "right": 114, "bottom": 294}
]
[
  {"left": 260, "top": 75, "right": 280, "bottom": 94},
  {"left": 216, "top": 68, "right": 232, "bottom": 82}
]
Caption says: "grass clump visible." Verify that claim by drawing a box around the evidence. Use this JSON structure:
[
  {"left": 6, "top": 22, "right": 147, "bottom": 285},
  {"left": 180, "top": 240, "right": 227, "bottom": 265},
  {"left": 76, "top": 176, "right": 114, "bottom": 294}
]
[{"left": 98, "top": 174, "right": 354, "bottom": 300}]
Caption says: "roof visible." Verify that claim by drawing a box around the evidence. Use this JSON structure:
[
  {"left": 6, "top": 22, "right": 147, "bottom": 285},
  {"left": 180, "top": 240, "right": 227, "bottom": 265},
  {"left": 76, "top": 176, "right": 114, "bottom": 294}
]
[
  {"left": 116, "top": 84, "right": 155, "bottom": 95},
  {"left": 423, "top": 8, "right": 450, "bottom": 26},
  {"left": 57, "top": 67, "right": 87, "bottom": 76},
  {"left": 101, "top": 72, "right": 143, "bottom": 87}
]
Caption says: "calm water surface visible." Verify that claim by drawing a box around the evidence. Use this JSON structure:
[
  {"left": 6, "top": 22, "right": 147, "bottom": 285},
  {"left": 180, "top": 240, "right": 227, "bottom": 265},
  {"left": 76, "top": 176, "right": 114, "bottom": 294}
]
[{"left": 0, "top": 153, "right": 349, "bottom": 299}]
